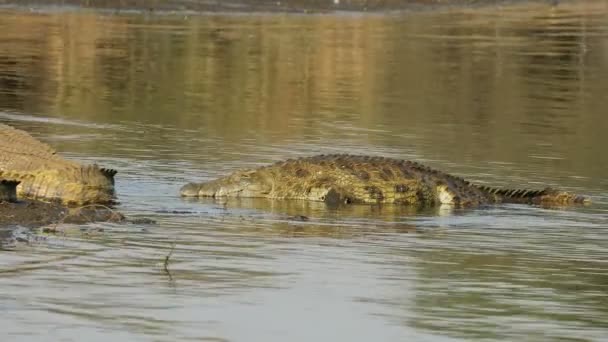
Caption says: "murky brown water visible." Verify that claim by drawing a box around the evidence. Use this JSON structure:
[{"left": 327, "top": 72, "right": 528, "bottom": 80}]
[{"left": 1, "top": 1, "right": 608, "bottom": 340}]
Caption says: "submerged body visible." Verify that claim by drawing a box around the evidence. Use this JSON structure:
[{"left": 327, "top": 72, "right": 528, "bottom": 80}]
[
  {"left": 0, "top": 196, "right": 124, "bottom": 228},
  {"left": 181, "top": 154, "right": 588, "bottom": 207},
  {"left": 0, "top": 124, "right": 116, "bottom": 204}
]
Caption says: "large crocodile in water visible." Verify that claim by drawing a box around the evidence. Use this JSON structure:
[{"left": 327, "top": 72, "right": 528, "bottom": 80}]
[
  {"left": 180, "top": 154, "right": 589, "bottom": 207},
  {"left": 0, "top": 123, "right": 122, "bottom": 228},
  {"left": 0, "top": 123, "right": 116, "bottom": 205}
]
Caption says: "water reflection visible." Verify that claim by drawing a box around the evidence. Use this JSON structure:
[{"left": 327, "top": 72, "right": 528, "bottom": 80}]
[
  {"left": 409, "top": 249, "right": 608, "bottom": 339},
  {"left": 0, "top": 2, "right": 606, "bottom": 185}
]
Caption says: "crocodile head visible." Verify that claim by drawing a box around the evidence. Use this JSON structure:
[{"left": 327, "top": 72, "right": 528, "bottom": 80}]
[
  {"left": 180, "top": 180, "right": 252, "bottom": 197},
  {"left": 180, "top": 170, "right": 272, "bottom": 198}
]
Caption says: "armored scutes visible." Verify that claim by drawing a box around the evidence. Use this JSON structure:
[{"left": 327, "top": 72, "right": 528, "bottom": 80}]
[
  {"left": 0, "top": 123, "right": 116, "bottom": 204},
  {"left": 181, "top": 154, "right": 589, "bottom": 207}
]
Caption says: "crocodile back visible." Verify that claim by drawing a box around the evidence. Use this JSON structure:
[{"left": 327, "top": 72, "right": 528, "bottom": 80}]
[
  {"left": 0, "top": 124, "right": 116, "bottom": 204},
  {"left": 219, "top": 154, "right": 492, "bottom": 205},
  {"left": 0, "top": 123, "right": 81, "bottom": 171}
]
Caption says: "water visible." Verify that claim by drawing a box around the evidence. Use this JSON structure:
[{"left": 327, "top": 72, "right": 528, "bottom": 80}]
[{"left": 1, "top": 1, "right": 608, "bottom": 340}]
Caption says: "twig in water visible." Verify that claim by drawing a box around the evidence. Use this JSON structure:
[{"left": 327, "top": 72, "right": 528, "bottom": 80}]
[{"left": 163, "top": 242, "right": 176, "bottom": 279}]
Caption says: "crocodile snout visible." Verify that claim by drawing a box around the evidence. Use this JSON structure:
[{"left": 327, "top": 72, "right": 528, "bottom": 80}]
[{"left": 180, "top": 183, "right": 202, "bottom": 197}]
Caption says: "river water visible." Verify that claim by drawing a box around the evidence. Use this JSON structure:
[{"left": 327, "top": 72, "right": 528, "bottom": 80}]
[{"left": 1, "top": 1, "right": 607, "bottom": 341}]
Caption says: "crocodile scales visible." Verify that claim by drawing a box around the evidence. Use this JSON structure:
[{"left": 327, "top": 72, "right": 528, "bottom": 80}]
[
  {"left": 180, "top": 154, "right": 588, "bottom": 207},
  {"left": 0, "top": 123, "right": 116, "bottom": 204}
]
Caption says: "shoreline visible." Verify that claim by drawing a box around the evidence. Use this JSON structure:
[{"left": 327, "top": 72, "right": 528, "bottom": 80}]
[{"left": 0, "top": 0, "right": 561, "bottom": 14}]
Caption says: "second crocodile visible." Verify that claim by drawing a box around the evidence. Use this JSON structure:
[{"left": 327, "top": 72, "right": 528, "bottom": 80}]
[
  {"left": 0, "top": 123, "right": 116, "bottom": 205},
  {"left": 180, "top": 154, "right": 589, "bottom": 207}
]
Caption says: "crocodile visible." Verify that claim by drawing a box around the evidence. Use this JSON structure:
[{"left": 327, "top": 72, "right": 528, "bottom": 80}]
[
  {"left": 0, "top": 123, "right": 116, "bottom": 205},
  {"left": 0, "top": 177, "right": 125, "bottom": 227},
  {"left": 180, "top": 154, "right": 589, "bottom": 207}
]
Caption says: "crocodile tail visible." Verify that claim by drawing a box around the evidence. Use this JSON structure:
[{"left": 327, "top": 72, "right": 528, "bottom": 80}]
[
  {"left": 82, "top": 164, "right": 116, "bottom": 185},
  {"left": 99, "top": 166, "right": 117, "bottom": 185},
  {"left": 476, "top": 185, "right": 546, "bottom": 201},
  {"left": 100, "top": 167, "right": 117, "bottom": 178},
  {"left": 476, "top": 185, "right": 589, "bottom": 205}
]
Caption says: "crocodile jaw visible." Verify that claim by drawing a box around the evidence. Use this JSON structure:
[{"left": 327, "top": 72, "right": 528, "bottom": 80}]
[
  {"left": 180, "top": 180, "right": 267, "bottom": 198},
  {"left": 180, "top": 182, "right": 203, "bottom": 197}
]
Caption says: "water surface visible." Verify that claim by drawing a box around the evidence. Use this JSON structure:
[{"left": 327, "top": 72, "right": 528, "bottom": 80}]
[{"left": 0, "top": 1, "right": 607, "bottom": 341}]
